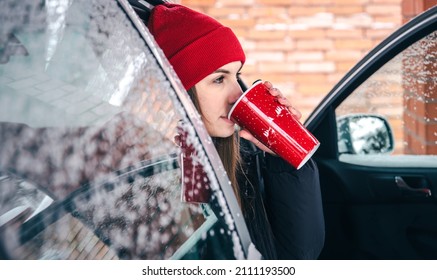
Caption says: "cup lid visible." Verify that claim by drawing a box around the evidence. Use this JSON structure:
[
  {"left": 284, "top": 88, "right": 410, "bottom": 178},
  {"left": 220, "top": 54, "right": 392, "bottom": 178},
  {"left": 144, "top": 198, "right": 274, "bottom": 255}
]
[{"left": 228, "top": 80, "right": 263, "bottom": 120}]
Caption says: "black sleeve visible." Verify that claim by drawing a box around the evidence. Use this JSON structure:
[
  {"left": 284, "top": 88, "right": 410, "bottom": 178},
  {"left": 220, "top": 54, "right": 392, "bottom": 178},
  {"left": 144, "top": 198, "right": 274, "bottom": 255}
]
[{"left": 263, "top": 154, "right": 325, "bottom": 259}]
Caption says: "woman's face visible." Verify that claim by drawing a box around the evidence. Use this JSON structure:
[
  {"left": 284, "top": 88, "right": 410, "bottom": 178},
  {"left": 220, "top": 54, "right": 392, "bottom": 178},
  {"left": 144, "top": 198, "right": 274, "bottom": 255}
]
[{"left": 194, "top": 61, "right": 243, "bottom": 138}]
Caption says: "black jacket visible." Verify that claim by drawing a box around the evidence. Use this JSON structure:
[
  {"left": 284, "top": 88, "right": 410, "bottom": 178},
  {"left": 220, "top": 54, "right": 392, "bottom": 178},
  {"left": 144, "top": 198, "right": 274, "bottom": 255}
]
[{"left": 238, "top": 139, "right": 325, "bottom": 259}]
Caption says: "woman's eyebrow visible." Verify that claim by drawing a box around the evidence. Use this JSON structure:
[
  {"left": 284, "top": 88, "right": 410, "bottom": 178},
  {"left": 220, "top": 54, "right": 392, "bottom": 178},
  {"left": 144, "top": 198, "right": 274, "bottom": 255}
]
[
  {"left": 213, "top": 69, "right": 231, "bottom": 74},
  {"left": 213, "top": 65, "right": 243, "bottom": 74}
]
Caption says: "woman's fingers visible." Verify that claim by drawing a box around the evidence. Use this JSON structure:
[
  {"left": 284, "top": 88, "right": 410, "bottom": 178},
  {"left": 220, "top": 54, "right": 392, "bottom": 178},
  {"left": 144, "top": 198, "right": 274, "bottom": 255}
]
[
  {"left": 263, "top": 80, "right": 273, "bottom": 89},
  {"left": 264, "top": 80, "right": 302, "bottom": 120},
  {"left": 264, "top": 81, "right": 282, "bottom": 97},
  {"left": 277, "top": 97, "right": 302, "bottom": 120},
  {"left": 290, "top": 106, "right": 302, "bottom": 120}
]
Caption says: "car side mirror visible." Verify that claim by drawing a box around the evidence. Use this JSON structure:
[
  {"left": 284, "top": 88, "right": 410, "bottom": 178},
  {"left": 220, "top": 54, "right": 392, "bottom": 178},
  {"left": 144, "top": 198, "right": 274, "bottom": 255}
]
[{"left": 337, "top": 114, "right": 394, "bottom": 155}]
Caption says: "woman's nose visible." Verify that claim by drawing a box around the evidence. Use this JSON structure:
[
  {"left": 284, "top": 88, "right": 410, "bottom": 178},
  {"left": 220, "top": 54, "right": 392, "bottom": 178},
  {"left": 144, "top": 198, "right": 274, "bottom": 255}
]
[{"left": 229, "top": 81, "right": 243, "bottom": 104}]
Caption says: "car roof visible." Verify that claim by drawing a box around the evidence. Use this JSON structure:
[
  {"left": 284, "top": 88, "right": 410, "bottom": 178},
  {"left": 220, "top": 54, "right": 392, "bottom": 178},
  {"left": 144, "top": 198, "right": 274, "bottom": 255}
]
[{"left": 128, "top": 0, "right": 166, "bottom": 24}]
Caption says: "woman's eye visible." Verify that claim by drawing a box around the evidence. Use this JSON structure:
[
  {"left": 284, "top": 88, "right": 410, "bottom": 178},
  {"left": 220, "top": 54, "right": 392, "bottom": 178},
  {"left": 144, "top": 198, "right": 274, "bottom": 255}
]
[{"left": 214, "top": 75, "right": 225, "bottom": 84}]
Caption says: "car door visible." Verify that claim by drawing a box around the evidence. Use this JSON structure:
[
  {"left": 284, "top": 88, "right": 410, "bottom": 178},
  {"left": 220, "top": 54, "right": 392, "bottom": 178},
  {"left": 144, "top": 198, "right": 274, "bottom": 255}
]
[
  {"left": 305, "top": 6, "right": 437, "bottom": 259},
  {"left": 0, "top": 0, "right": 252, "bottom": 260}
]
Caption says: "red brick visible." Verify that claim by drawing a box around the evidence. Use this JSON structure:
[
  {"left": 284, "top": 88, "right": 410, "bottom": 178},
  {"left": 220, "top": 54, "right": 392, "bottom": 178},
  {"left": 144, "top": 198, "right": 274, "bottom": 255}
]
[
  {"left": 257, "top": 0, "right": 330, "bottom": 4},
  {"left": 334, "top": 39, "right": 374, "bottom": 50},
  {"left": 326, "top": 6, "right": 364, "bottom": 14},
  {"left": 296, "top": 39, "right": 334, "bottom": 50},
  {"left": 412, "top": 139, "right": 425, "bottom": 154},
  {"left": 249, "top": 51, "right": 285, "bottom": 61},
  {"left": 403, "top": 79, "right": 427, "bottom": 97},
  {"left": 425, "top": 0, "right": 437, "bottom": 9},
  {"left": 412, "top": 98, "right": 427, "bottom": 119},
  {"left": 368, "top": 0, "right": 404, "bottom": 2},
  {"left": 219, "top": 18, "right": 256, "bottom": 28},
  {"left": 287, "top": 51, "right": 324, "bottom": 62},
  {"left": 427, "top": 123, "right": 437, "bottom": 142},
  {"left": 296, "top": 0, "right": 333, "bottom": 3},
  {"left": 299, "top": 96, "right": 326, "bottom": 107},
  {"left": 207, "top": 7, "right": 246, "bottom": 17},
  {"left": 298, "top": 62, "right": 336, "bottom": 73},
  {"left": 240, "top": 63, "right": 257, "bottom": 74},
  {"left": 287, "top": 6, "right": 327, "bottom": 16},
  {"left": 328, "top": 73, "right": 346, "bottom": 83},
  {"left": 373, "top": 15, "right": 403, "bottom": 24},
  {"left": 372, "top": 0, "right": 402, "bottom": 3},
  {"left": 403, "top": 112, "right": 416, "bottom": 132},
  {"left": 181, "top": 0, "right": 215, "bottom": 6},
  {"left": 365, "top": 28, "right": 396, "bottom": 39},
  {"left": 212, "top": 0, "right": 253, "bottom": 6},
  {"left": 414, "top": 100, "right": 437, "bottom": 121},
  {"left": 418, "top": 121, "right": 428, "bottom": 140},
  {"left": 270, "top": 76, "right": 296, "bottom": 85},
  {"left": 240, "top": 40, "right": 256, "bottom": 51},
  {"left": 366, "top": 4, "right": 402, "bottom": 15},
  {"left": 333, "top": 0, "right": 368, "bottom": 3},
  {"left": 390, "top": 118, "right": 404, "bottom": 140},
  {"left": 425, "top": 145, "right": 437, "bottom": 155},
  {"left": 247, "top": 29, "right": 288, "bottom": 40},
  {"left": 401, "top": 0, "right": 424, "bottom": 17},
  {"left": 255, "top": 17, "right": 292, "bottom": 26},
  {"left": 375, "top": 106, "right": 403, "bottom": 117},
  {"left": 326, "top": 50, "right": 364, "bottom": 61},
  {"left": 335, "top": 60, "right": 357, "bottom": 72},
  {"left": 289, "top": 29, "right": 326, "bottom": 39},
  {"left": 232, "top": 28, "right": 249, "bottom": 37},
  {"left": 424, "top": 101, "right": 437, "bottom": 119},
  {"left": 256, "top": 40, "right": 296, "bottom": 51},
  {"left": 258, "top": 62, "right": 297, "bottom": 73},
  {"left": 245, "top": 74, "right": 294, "bottom": 84},
  {"left": 326, "top": 29, "right": 365, "bottom": 38},
  {"left": 248, "top": 7, "right": 287, "bottom": 17},
  {"left": 290, "top": 73, "right": 329, "bottom": 83},
  {"left": 298, "top": 84, "right": 333, "bottom": 96}
]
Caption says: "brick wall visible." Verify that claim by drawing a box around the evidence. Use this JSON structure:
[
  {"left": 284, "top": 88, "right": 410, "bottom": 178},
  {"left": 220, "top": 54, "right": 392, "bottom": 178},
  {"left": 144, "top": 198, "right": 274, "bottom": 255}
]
[{"left": 180, "top": 0, "right": 404, "bottom": 120}]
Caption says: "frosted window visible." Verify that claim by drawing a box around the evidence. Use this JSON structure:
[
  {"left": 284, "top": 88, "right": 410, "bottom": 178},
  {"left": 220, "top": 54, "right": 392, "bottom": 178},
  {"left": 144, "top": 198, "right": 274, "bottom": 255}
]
[
  {"left": 336, "top": 31, "right": 437, "bottom": 167},
  {"left": 0, "top": 0, "right": 239, "bottom": 259}
]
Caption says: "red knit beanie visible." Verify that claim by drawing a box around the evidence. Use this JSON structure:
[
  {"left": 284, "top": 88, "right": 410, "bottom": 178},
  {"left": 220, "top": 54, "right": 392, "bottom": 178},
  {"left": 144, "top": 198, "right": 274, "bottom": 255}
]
[{"left": 147, "top": 3, "right": 246, "bottom": 90}]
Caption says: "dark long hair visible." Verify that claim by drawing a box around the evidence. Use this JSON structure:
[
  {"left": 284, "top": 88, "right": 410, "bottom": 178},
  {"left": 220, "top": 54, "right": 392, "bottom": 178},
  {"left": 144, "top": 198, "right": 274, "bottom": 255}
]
[
  {"left": 187, "top": 88, "right": 278, "bottom": 259},
  {"left": 187, "top": 87, "right": 241, "bottom": 207}
]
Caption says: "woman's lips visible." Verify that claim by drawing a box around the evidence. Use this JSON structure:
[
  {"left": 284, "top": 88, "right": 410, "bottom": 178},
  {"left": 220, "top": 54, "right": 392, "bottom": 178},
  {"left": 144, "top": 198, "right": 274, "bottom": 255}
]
[{"left": 221, "top": 116, "right": 234, "bottom": 124}]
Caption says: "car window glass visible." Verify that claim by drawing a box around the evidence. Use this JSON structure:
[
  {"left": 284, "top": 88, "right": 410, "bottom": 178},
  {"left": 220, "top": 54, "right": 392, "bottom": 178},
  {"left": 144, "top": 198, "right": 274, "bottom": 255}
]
[
  {"left": 0, "top": 0, "right": 240, "bottom": 259},
  {"left": 335, "top": 30, "right": 437, "bottom": 167}
]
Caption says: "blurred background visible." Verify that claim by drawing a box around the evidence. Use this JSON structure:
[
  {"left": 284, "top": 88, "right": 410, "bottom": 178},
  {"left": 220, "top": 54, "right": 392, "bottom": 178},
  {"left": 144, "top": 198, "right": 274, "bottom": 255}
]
[{"left": 179, "top": 0, "right": 435, "bottom": 121}]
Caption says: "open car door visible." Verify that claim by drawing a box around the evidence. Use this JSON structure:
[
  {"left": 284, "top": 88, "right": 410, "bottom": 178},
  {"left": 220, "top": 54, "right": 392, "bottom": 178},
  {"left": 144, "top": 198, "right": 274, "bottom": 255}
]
[{"left": 306, "top": 6, "right": 437, "bottom": 259}]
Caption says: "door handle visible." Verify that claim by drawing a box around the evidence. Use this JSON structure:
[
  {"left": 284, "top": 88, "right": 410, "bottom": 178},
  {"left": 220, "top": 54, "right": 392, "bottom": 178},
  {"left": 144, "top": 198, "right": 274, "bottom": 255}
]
[{"left": 395, "top": 176, "right": 432, "bottom": 197}]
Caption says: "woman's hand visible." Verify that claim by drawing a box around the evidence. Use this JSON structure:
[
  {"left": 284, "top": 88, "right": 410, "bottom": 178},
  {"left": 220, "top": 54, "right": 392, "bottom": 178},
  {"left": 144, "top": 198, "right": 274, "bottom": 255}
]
[
  {"left": 239, "top": 81, "right": 302, "bottom": 155},
  {"left": 264, "top": 80, "right": 302, "bottom": 120}
]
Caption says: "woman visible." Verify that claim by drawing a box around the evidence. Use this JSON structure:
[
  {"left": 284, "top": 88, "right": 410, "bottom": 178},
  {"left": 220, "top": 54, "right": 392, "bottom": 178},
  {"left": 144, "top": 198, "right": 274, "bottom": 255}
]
[{"left": 148, "top": 3, "right": 325, "bottom": 259}]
